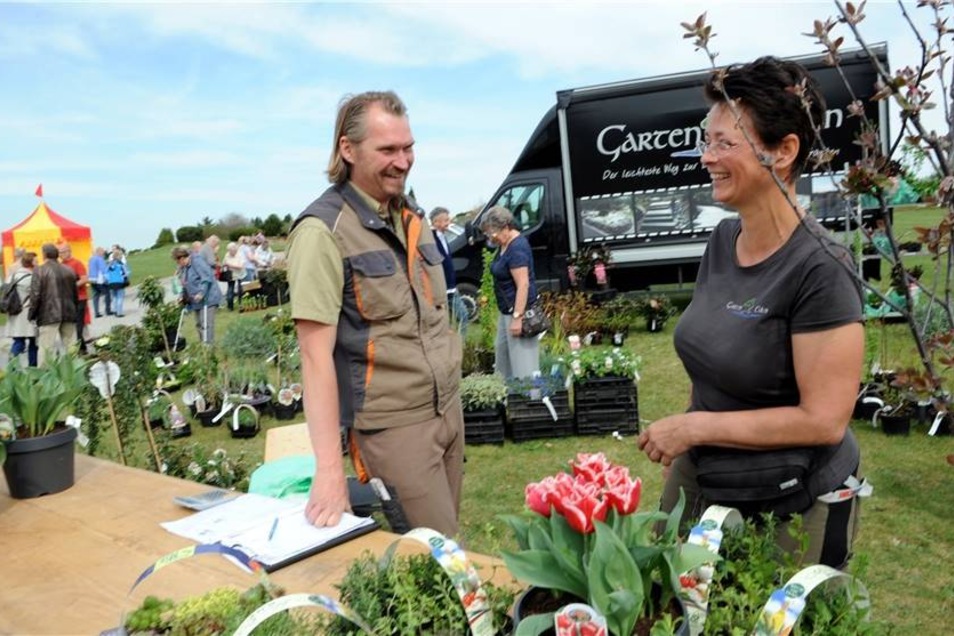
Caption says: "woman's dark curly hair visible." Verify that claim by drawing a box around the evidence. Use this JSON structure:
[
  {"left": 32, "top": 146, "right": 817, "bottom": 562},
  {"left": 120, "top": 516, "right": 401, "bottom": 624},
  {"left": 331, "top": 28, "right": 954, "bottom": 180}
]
[{"left": 704, "top": 56, "right": 826, "bottom": 183}]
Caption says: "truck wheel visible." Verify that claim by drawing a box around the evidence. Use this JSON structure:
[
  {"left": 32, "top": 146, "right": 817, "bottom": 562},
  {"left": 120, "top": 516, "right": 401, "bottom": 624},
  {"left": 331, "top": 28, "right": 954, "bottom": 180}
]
[{"left": 456, "top": 283, "right": 480, "bottom": 323}]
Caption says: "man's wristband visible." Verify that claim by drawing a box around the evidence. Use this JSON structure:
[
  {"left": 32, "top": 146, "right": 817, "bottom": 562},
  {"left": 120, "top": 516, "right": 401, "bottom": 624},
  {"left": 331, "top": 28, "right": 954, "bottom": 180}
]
[{"left": 513, "top": 311, "right": 523, "bottom": 319}]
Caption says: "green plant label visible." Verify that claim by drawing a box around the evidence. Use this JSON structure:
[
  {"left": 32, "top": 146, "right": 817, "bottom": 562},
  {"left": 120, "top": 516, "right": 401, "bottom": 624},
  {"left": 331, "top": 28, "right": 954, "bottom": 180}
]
[
  {"left": 384, "top": 528, "right": 496, "bottom": 636},
  {"left": 680, "top": 505, "right": 743, "bottom": 636},
  {"left": 232, "top": 592, "right": 373, "bottom": 636},
  {"left": 752, "top": 564, "right": 867, "bottom": 636}
]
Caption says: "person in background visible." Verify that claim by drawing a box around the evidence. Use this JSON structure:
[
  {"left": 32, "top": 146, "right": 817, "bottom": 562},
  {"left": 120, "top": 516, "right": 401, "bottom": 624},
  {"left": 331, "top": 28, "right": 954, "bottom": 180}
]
[
  {"left": 287, "top": 90, "right": 463, "bottom": 537},
  {"left": 110, "top": 244, "right": 128, "bottom": 264},
  {"left": 88, "top": 246, "right": 111, "bottom": 317},
  {"left": 172, "top": 246, "right": 222, "bottom": 344},
  {"left": 8, "top": 247, "right": 25, "bottom": 276},
  {"left": 253, "top": 238, "right": 275, "bottom": 270},
  {"left": 29, "top": 243, "right": 77, "bottom": 366},
  {"left": 4, "top": 252, "right": 38, "bottom": 366},
  {"left": 480, "top": 205, "right": 540, "bottom": 380},
  {"left": 105, "top": 246, "right": 130, "bottom": 317},
  {"left": 199, "top": 235, "right": 221, "bottom": 270},
  {"left": 238, "top": 236, "right": 257, "bottom": 282},
  {"left": 222, "top": 241, "right": 246, "bottom": 311},
  {"left": 58, "top": 243, "right": 89, "bottom": 354},
  {"left": 430, "top": 206, "right": 466, "bottom": 332},
  {"left": 637, "top": 56, "right": 864, "bottom": 568}
]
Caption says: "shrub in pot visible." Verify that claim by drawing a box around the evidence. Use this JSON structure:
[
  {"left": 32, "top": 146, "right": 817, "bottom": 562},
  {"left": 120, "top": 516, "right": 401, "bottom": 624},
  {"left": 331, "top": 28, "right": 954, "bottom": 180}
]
[
  {"left": 460, "top": 372, "right": 507, "bottom": 414},
  {"left": 318, "top": 550, "right": 515, "bottom": 635}
]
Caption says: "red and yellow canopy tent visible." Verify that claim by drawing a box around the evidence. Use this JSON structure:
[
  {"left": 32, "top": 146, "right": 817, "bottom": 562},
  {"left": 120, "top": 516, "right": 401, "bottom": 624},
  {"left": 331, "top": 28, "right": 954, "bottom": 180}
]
[{"left": 2, "top": 186, "right": 93, "bottom": 276}]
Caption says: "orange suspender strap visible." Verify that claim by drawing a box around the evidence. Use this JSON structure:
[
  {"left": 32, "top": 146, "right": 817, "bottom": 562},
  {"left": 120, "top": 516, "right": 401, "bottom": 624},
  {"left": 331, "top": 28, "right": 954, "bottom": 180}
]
[{"left": 401, "top": 209, "right": 435, "bottom": 305}]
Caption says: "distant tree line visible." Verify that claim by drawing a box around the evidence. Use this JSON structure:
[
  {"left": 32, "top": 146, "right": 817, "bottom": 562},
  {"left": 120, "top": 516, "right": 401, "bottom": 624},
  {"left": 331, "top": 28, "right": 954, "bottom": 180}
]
[{"left": 152, "top": 212, "right": 293, "bottom": 248}]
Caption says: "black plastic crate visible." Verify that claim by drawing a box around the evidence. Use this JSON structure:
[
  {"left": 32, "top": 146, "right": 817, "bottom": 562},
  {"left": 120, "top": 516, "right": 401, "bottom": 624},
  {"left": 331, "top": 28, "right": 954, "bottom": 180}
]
[
  {"left": 505, "top": 390, "right": 574, "bottom": 442},
  {"left": 507, "top": 417, "right": 575, "bottom": 442},
  {"left": 575, "top": 404, "right": 639, "bottom": 436},
  {"left": 464, "top": 408, "right": 505, "bottom": 445},
  {"left": 574, "top": 376, "right": 638, "bottom": 407},
  {"left": 507, "top": 390, "right": 572, "bottom": 424}
]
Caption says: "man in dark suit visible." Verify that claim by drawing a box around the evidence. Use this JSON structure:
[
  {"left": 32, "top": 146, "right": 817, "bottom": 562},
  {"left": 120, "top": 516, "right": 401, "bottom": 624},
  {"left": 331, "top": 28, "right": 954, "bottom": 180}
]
[{"left": 430, "top": 206, "right": 465, "bottom": 331}]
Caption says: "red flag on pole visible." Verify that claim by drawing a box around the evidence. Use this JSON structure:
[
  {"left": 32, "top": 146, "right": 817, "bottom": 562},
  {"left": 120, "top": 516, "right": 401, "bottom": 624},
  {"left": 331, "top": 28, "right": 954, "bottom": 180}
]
[{"left": 35, "top": 184, "right": 43, "bottom": 198}]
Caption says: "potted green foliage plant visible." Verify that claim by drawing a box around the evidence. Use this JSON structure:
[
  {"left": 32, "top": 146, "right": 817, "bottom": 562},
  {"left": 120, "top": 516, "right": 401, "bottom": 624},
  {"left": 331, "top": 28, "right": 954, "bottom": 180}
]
[
  {"left": 138, "top": 275, "right": 186, "bottom": 357},
  {"left": 319, "top": 550, "right": 515, "bottom": 635},
  {"left": 635, "top": 295, "right": 676, "bottom": 333},
  {"left": 0, "top": 354, "right": 90, "bottom": 498},
  {"left": 569, "top": 346, "right": 641, "bottom": 436},
  {"left": 459, "top": 372, "right": 508, "bottom": 445}
]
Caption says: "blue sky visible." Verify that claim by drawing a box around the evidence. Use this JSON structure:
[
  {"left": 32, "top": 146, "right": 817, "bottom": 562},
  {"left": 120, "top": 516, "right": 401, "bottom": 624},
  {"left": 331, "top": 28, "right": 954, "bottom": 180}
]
[{"left": 0, "top": 1, "right": 941, "bottom": 251}]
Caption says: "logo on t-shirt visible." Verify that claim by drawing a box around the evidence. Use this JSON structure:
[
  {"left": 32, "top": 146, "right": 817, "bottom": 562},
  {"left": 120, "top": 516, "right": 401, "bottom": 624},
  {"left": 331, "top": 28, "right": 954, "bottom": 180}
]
[{"left": 725, "top": 297, "right": 769, "bottom": 319}]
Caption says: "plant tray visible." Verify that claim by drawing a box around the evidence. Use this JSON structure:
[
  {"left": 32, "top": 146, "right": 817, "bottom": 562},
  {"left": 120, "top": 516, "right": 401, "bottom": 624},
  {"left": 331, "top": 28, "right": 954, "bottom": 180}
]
[
  {"left": 464, "top": 408, "right": 505, "bottom": 445},
  {"left": 506, "top": 390, "right": 571, "bottom": 424},
  {"left": 575, "top": 405, "right": 639, "bottom": 436},
  {"left": 573, "top": 376, "right": 638, "bottom": 406},
  {"left": 507, "top": 418, "right": 575, "bottom": 442}
]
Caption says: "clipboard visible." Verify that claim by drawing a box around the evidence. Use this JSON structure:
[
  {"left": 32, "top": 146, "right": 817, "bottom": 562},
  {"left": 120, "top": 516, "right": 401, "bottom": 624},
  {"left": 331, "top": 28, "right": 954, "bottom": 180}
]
[
  {"left": 162, "top": 493, "right": 378, "bottom": 573},
  {"left": 252, "top": 519, "right": 379, "bottom": 573}
]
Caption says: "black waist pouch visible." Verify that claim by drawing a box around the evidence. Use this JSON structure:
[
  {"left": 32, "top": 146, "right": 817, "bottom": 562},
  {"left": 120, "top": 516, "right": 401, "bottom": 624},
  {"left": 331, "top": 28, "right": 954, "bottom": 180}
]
[{"left": 694, "top": 446, "right": 818, "bottom": 518}]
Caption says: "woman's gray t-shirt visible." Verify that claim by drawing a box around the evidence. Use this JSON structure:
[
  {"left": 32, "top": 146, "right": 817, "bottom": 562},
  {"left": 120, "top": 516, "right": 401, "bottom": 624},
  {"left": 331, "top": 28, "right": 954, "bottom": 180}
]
[{"left": 674, "top": 216, "right": 863, "bottom": 491}]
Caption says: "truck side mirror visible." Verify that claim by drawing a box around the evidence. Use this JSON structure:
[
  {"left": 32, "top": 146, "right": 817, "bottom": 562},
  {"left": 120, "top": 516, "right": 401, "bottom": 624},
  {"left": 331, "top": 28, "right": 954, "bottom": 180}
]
[{"left": 465, "top": 221, "right": 486, "bottom": 246}]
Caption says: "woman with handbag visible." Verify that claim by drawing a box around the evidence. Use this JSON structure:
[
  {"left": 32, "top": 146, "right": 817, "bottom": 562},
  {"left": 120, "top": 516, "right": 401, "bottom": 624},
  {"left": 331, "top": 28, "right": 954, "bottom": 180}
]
[
  {"left": 480, "top": 205, "right": 541, "bottom": 379},
  {"left": 637, "top": 57, "right": 865, "bottom": 568},
  {"left": 222, "top": 242, "right": 245, "bottom": 311}
]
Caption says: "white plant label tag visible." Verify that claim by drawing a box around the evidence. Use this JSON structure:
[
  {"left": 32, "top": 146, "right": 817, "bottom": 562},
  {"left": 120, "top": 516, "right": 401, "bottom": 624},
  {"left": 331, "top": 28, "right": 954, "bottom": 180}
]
[{"left": 89, "top": 361, "right": 121, "bottom": 398}]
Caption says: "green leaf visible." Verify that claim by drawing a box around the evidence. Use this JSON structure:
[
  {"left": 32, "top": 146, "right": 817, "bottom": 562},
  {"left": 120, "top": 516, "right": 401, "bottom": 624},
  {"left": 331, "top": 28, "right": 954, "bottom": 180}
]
[
  {"left": 671, "top": 543, "right": 722, "bottom": 576},
  {"left": 548, "top": 511, "right": 587, "bottom": 592},
  {"left": 663, "top": 488, "right": 687, "bottom": 539},
  {"left": 501, "top": 550, "right": 584, "bottom": 598},
  {"left": 514, "top": 611, "right": 555, "bottom": 636},
  {"left": 587, "top": 520, "right": 643, "bottom": 636}
]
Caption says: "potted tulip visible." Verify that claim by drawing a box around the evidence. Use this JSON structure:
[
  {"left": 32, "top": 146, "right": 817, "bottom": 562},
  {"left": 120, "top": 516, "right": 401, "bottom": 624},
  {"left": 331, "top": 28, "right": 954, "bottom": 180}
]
[
  {"left": 0, "top": 354, "right": 90, "bottom": 498},
  {"left": 502, "top": 452, "right": 714, "bottom": 636}
]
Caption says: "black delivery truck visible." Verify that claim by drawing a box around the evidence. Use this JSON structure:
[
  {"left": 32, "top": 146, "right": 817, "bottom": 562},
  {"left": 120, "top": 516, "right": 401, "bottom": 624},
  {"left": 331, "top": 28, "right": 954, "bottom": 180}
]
[{"left": 453, "top": 44, "right": 888, "bottom": 302}]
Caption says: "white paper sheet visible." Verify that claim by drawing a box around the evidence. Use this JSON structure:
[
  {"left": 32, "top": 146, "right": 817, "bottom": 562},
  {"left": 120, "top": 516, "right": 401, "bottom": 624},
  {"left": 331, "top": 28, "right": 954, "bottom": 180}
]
[{"left": 162, "top": 493, "right": 375, "bottom": 568}]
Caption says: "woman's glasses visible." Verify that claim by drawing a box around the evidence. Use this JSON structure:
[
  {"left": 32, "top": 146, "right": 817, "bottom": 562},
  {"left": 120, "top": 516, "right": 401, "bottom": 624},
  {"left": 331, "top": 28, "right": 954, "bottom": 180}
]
[{"left": 695, "top": 139, "right": 741, "bottom": 157}]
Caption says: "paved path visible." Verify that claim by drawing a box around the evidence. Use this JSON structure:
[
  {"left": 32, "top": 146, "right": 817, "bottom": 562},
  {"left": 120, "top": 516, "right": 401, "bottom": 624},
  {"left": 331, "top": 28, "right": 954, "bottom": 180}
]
[{"left": 1, "top": 278, "right": 177, "bottom": 367}]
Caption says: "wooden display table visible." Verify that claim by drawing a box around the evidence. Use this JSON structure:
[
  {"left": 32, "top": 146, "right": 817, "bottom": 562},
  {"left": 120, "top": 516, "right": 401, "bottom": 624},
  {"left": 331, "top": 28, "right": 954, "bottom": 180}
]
[{"left": 0, "top": 454, "right": 508, "bottom": 634}]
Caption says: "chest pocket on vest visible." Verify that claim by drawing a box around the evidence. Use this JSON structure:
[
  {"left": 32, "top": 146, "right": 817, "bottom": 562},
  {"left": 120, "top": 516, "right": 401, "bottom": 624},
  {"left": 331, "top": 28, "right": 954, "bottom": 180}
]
[
  {"left": 417, "top": 243, "right": 448, "bottom": 301},
  {"left": 349, "top": 250, "right": 412, "bottom": 321}
]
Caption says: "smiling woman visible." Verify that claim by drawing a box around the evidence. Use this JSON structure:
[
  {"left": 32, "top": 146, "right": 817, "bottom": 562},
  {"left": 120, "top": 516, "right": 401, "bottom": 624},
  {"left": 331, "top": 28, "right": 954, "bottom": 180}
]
[{"left": 638, "top": 56, "right": 866, "bottom": 570}]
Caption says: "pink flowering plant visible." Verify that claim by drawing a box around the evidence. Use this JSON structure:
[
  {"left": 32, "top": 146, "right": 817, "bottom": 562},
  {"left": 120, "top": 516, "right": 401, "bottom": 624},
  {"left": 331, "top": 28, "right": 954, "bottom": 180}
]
[{"left": 501, "top": 452, "right": 715, "bottom": 636}]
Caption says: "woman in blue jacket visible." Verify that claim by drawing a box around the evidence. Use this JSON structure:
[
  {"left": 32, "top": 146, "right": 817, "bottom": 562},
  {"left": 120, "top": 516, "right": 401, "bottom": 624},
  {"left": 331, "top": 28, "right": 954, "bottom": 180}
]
[{"left": 104, "top": 247, "right": 130, "bottom": 317}]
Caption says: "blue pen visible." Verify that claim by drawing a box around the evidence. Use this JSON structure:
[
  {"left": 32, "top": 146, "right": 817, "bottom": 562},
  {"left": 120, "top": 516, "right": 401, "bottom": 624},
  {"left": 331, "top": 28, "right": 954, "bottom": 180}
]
[{"left": 267, "top": 517, "right": 279, "bottom": 542}]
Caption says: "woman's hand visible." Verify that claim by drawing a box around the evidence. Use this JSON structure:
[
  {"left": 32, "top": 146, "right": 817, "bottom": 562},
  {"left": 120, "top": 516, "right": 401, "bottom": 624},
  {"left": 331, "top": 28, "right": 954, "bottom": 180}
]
[
  {"left": 509, "top": 316, "right": 523, "bottom": 336},
  {"left": 637, "top": 413, "right": 697, "bottom": 466}
]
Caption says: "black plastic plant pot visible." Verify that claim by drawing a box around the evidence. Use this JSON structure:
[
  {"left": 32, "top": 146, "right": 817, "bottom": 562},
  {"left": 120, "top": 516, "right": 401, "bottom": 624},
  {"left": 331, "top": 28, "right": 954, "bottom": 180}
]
[
  {"left": 2, "top": 426, "right": 77, "bottom": 499},
  {"left": 171, "top": 424, "right": 192, "bottom": 439},
  {"left": 195, "top": 409, "right": 221, "bottom": 427},
  {"left": 881, "top": 413, "right": 911, "bottom": 436},
  {"left": 273, "top": 402, "right": 297, "bottom": 420}
]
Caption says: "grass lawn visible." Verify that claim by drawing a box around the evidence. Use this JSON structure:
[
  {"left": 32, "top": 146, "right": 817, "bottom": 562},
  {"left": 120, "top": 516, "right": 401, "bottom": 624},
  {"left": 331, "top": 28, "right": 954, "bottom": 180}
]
[{"left": 84, "top": 208, "right": 953, "bottom": 633}]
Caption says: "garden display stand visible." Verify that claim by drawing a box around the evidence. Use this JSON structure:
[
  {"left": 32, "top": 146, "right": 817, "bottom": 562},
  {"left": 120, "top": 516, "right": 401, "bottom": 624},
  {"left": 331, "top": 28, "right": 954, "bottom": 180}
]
[{"left": 573, "top": 375, "right": 639, "bottom": 435}]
